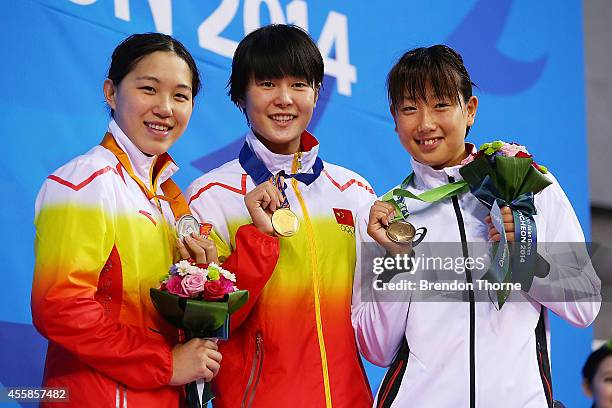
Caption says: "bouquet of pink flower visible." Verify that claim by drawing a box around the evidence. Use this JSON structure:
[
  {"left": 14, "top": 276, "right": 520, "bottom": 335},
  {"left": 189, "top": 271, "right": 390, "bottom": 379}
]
[
  {"left": 459, "top": 141, "right": 552, "bottom": 307},
  {"left": 161, "top": 260, "right": 238, "bottom": 301},
  {"left": 150, "top": 260, "right": 248, "bottom": 407}
]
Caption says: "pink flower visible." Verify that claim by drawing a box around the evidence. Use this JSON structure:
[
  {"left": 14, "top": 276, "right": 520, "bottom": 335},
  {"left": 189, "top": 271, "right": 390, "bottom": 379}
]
[
  {"left": 499, "top": 143, "right": 530, "bottom": 158},
  {"left": 202, "top": 277, "right": 235, "bottom": 301},
  {"left": 181, "top": 272, "right": 207, "bottom": 297},
  {"left": 166, "top": 275, "right": 189, "bottom": 298}
]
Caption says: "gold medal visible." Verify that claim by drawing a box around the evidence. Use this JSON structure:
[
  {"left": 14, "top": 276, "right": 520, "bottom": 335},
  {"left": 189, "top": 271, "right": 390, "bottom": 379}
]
[
  {"left": 271, "top": 208, "right": 300, "bottom": 237},
  {"left": 386, "top": 220, "right": 416, "bottom": 244}
]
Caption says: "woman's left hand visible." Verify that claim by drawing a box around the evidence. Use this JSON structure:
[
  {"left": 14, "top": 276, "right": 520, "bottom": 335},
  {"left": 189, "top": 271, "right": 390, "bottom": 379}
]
[
  {"left": 485, "top": 206, "right": 515, "bottom": 242},
  {"left": 176, "top": 233, "right": 219, "bottom": 264}
]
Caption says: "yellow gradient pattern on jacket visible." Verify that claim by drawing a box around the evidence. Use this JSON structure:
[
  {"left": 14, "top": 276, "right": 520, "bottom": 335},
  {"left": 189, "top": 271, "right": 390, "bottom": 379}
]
[{"left": 33, "top": 203, "right": 174, "bottom": 332}]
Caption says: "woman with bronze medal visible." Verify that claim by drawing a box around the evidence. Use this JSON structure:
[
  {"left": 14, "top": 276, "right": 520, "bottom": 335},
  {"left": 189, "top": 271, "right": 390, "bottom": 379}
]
[
  {"left": 31, "top": 33, "right": 278, "bottom": 407},
  {"left": 351, "top": 45, "right": 600, "bottom": 408},
  {"left": 187, "top": 24, "right": 375, "bottom": 408}
]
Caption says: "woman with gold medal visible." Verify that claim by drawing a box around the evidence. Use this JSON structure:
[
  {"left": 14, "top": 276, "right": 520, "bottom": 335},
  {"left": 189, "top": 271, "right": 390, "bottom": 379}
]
[{"left": 187, "top": 24, "right": 376, "bottom": 408}]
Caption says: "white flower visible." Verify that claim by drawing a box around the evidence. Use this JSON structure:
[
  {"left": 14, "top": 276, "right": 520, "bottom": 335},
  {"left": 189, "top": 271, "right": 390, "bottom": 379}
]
[
  {"left": 222, "top": 270, "right": 237, "bottom": 282},
  {"left": 175, "top": 260, "right": 193, "bottom": 276}
]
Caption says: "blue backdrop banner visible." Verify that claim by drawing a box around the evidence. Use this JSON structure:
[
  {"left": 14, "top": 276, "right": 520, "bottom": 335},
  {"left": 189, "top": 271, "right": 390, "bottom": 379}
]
[{"left": 1, "top": 0, "right": 592, "bottom": 406}]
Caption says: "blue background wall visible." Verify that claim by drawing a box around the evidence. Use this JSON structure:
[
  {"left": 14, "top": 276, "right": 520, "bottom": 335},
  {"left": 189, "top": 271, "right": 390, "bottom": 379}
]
[{"left": 0, "top": 0, "right": 593, "bottom": 406}]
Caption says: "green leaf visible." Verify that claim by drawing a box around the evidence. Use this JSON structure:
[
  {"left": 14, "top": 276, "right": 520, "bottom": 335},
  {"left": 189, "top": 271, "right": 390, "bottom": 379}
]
[
  {"left": 517, "top": 166, "right": 552, "bottom": 196},
  {"left": 183, "top": 299, "right": 228, "bottom": 337},
  {"left": 493, "top": 156, "right": 533, "bottom": 201},
  {"left": 149, "top": 288, "right": 250, "bottom": 337},
  {"left": 227, "top": 290, "right": 249, "bottom": 315},
  {"left": 459, "top": 155, "right": 494, "bottom": 187},
  {"left": 150, "top": 289, "right": 186, "bottom": 328}
]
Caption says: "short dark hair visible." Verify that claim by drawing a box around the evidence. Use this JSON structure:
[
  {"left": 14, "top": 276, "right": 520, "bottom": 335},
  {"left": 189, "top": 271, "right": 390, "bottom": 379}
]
[
  {"left": 582, "top": 341, "right": 612, "bottom": 386},
  {"left": 107, "top": 32, "right": 201, "bottom": 116},
  {"left": 387, "top": 45, "right": 475, "bottom": 112},
  {"left": 228, "top": 24, "right": 324, "bottom": 111}
]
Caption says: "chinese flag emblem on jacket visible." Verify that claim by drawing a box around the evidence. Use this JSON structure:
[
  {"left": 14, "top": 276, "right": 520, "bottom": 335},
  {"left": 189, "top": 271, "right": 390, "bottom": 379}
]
[{"left": 333, "top": 208, "right": 355, "bottom": 235}]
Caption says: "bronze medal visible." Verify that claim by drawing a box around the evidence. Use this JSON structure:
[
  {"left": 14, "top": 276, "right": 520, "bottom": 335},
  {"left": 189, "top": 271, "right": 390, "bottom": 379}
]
[
  {"left": 386, "top": 220, "right": 416, "bottom": 244},
  {"left": 271, "top": 208, "right": 300, "bottom": 237}
]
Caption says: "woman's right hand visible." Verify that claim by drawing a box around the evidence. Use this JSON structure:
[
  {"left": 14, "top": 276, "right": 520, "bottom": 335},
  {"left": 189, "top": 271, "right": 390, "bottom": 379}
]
[
  {"left": 244, "top": 179, "right": 284, "bottom": 235},
  {"left": 176, "top": 233, "right": 219, "bottom": 264},
  {"left": 169, "top": 338, "right": 222, "bottom": 385},
  {"left": 367, "top": 200, "right": 412, "bottom": 257}
]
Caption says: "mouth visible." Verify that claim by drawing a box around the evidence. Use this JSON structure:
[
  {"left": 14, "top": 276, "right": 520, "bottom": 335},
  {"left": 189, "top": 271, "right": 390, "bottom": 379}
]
[
  {"left": 415, "top": 137, "right": 443, "bottom": 150},
  {"left": 145, "top": 121, "right": 173, "bottom": 134},
  {"left": 269, "top": 114, "right": 297, "bottom": 126}
]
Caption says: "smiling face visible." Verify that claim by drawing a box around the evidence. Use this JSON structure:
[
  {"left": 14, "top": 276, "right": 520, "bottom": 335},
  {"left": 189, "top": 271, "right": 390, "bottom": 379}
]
[
  {"left": 241, "top": 76, "right": 318, "bottom": 155},
  {"left": 103, "top": 51, "right": 194, "bottom": 156},
  {"left": 585, "top": 355, "right": 612, "bottom": 408},
  {"left": 392, "top": 90, "right": 478, "bottom": 169}
]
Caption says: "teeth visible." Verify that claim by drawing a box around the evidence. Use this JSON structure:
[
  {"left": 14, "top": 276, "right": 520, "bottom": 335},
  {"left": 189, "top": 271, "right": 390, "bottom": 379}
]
[
  {"left": 419, "top": 139, "right": 440, "bottom": 145},
  {"left": 147, "top": 123, "right": 169, "bottom": 131},
  {"left": 270, "top": 114, "right": 294, "bottom": 122}
]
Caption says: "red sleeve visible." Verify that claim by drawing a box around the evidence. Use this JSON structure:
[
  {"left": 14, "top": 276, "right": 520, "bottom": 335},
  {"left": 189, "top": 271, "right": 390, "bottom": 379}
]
[{"left": 221, "top": 224, "right": 279, "bottom": 332}]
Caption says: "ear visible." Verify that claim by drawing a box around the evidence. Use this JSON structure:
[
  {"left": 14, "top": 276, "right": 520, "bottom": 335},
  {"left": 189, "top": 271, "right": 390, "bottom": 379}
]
[
  {"left": 237, "top": 98, "right": 247, "bottom": 111},
  {"left": 103, "top": 79, "right": 118, "bottom": 112},
  {"left": 313, "top": 86, "right": 320, "bottom": 108},
  {"left": 465, "top": 95, "right": 478, "bottom": 126},
  {"left": 582, "top": 379, "right": 593, "bottom": 398},
  {"left": 389, "top": 105, "right": 399, "bottom": 132}
]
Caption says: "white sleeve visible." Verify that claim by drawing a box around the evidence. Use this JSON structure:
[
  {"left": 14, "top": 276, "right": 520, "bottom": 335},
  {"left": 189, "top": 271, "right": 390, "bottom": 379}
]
[
  {"left": 527, "top": 173, "right": 601, "bottom": 327},
  {"left": 351, "top": 203, "right": 411, "bottom": 367}
]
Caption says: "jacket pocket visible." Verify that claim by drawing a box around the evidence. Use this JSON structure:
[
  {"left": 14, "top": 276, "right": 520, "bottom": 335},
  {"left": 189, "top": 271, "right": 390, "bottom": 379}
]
[{"left": 240, "top": 332, "right": 264, "bottom": 408}]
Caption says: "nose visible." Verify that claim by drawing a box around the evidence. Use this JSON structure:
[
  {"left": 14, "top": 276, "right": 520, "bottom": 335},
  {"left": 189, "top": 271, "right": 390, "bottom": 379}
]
[
  {"left": 417, "top": 108, "right": 436, "bottom": 133},
  {"left": 153, "top": 95, "right": 172, "bottom": 117},
  {"left": 274, "top": 85, "right": 293, "bottom": 107}
]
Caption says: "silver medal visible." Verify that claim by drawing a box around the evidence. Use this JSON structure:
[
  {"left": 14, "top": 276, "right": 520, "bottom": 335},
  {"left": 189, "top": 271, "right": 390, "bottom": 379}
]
[{"left": 176, "top": 215, "right": 200, "bottom": 240}]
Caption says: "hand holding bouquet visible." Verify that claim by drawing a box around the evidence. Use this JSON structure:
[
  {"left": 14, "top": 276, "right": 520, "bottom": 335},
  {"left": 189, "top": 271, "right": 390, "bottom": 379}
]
[
  {"left": 151, "top": 260, "right": 248, "bottom": 407},
  {"left": 460, "top": 141, "right": 552, "bottom": 307}
]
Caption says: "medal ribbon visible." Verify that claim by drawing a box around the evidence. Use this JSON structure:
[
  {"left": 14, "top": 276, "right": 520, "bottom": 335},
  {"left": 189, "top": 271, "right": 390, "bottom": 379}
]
[
  {"left": 272, "top": 173, "right": 290, "bottom": 209},
  {"left": 381, "top": 173, "right": 469, "bottom": 221},
  {"left": 100, "top": 133, "right": 190, "bottom": 219},
  {"left": 238, "top": 141, "right": 324, "bottom": 186}
]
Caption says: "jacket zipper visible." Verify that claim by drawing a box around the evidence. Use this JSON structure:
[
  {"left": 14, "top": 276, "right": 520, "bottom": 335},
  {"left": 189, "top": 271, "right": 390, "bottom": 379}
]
[
  {"left": 448, "top": 175, "right": 475, "bottom": 408},
  {"left": 115, "top": 383, "right": 127, "bottom": 408},
  {"left": 241, "top": 332, "right": 264, "bottom": 408},
  {"left": 291, "top": 152, "right": 333, "bottom": 407},
  {"left": 535, "top": 311, "right": 553, "bottom": 407}
]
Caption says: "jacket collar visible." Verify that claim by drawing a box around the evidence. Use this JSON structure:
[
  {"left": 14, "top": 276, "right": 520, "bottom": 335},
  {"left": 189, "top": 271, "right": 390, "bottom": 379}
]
[
  {"left": 108, "top": 120, "right": 178, "bottom": 189},
  {"left": 245, "top": 130, "right": 320, "bottom": 175},
  {"left": 410, "top": 143, "right": 476, "bottom": 189}
]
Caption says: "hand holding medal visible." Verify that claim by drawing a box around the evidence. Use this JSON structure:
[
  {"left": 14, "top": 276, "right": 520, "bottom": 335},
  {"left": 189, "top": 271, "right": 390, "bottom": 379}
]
[
  {"left": 367, "top": 200, "right": 419, "bottom": 256},
  {"left": 175, "top": 215, "right": 218, "bottom": 264},
  {"left": 244, "top": 175, "right": 287, "bottom": 236}
]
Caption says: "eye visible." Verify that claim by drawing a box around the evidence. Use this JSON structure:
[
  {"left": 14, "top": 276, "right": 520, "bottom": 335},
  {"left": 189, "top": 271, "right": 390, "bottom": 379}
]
[
  {"left": 293, "top": 82, "right": 309, "bottom": 88},
  {"left": 401, "top": 105, "right": 417, "bottom": 113},
  {"left": 175, "top": 93, "right": 190, "bottom": 101},
  {"left": 434, "top": 102, "right": 451, "bottom": 109},
  {"left": 259, "top": 81, "right": 274, "bottom": 88},
  {"left": 139, "top": 86, "right": 155, "bottom": 94}
]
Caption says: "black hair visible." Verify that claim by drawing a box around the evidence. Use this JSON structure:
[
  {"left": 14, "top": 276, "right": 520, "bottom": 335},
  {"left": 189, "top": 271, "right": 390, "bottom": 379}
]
[
  {"left": 386, "top": 45, "right": 476, "bottom": 135},
  {"left": 583, "top": 341, "right": 612, "bottom": 386},
  {"left": 228, "top": 24, "right": 324, "bottom": 111},
  {"left": 107, "top": 32, "right": 201, "bottom": 116}
]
